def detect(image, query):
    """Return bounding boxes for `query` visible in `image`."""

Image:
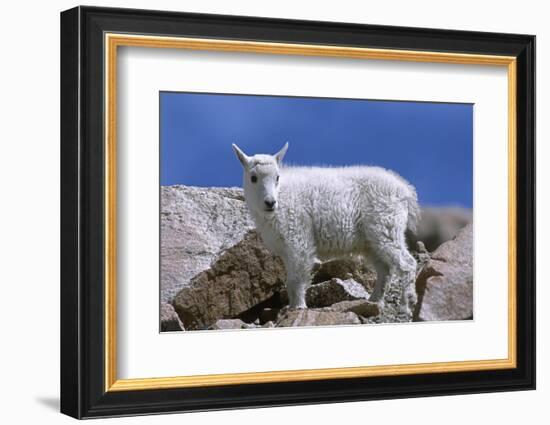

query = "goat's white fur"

[232,143,419,313]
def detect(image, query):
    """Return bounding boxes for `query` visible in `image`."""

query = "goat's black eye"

[251,175,257,183]
[276,175,280,183]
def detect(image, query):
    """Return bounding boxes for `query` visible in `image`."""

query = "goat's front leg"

[287,281,308,309]
[284,255,315,309]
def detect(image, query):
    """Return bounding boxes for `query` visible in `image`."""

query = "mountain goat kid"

[232,143,419,314]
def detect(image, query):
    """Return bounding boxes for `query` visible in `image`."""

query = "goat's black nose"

[265,200,276,209]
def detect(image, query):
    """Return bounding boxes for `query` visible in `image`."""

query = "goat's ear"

[274,142,289,165]
[232,143,250,168]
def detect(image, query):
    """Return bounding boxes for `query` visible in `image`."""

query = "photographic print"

[159,92,473,332]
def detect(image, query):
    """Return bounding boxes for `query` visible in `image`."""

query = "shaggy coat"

[232,143,419,312]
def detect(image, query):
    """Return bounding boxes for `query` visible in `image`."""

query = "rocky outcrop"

[160,303,185,332]
[416,207,472,252]
[276,309,362,327]
[414,224,473,321]
[172,230,286,330]
[161,186,255,303]
[161,185,474,330]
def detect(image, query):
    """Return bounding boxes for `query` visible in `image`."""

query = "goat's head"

[232,143,288,215]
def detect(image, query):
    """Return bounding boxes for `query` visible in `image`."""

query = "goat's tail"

[406,188,421,235]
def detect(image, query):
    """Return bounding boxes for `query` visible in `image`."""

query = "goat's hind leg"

[396,247,418,314]
[369,259,391,306]
[368,240,417,315]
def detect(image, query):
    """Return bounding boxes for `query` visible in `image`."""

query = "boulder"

[306,278,370,308]
[415,207,472,252]
[173,230,286,330]
[276,309,362,327]
[161,186,255,302]
[160,303,185,332]
[414,224,473,321]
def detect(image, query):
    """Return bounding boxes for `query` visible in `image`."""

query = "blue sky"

[160,92,473,207]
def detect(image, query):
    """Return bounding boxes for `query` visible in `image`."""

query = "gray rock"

[306,278,370,308]
[276,309,362,327]
[415,207,472,252]
[160,303,185,332]
[209,319,247,330]
[173,230,286,330]
[161,186,255,302]
[326,300,381,317]
[414,224,473,321]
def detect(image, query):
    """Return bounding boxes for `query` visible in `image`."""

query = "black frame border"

[60,6,535,419]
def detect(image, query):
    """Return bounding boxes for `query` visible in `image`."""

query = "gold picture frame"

[104,33,517,392]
